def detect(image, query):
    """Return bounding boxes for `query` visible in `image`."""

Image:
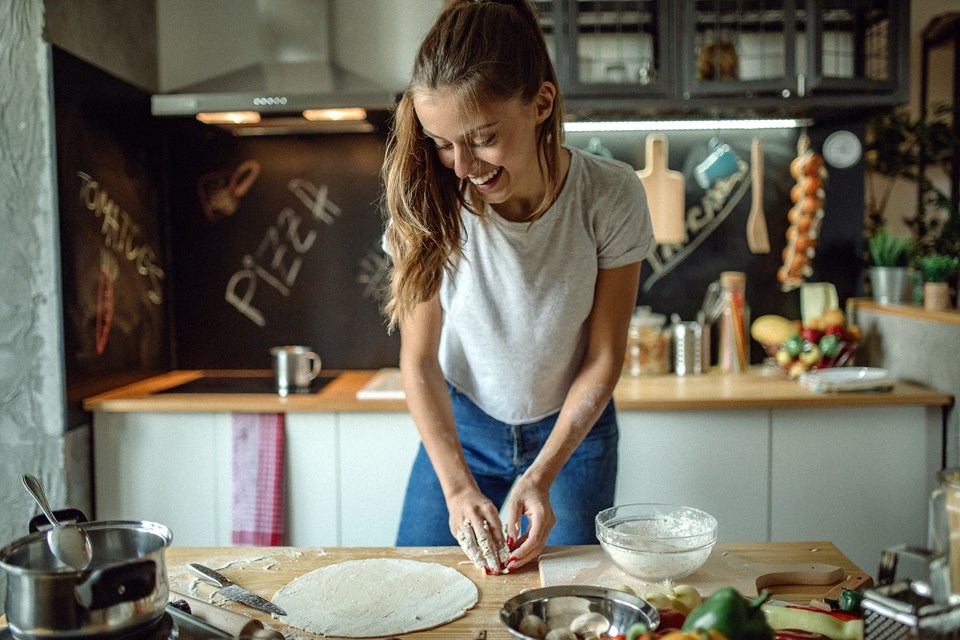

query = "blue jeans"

[396,384,619,546]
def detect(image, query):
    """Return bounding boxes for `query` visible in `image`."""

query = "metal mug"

[270,345,321,396]
[672,321,708,376]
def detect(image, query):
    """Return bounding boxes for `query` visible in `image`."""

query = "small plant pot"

[924,282,951,311]
[869,266,908,304]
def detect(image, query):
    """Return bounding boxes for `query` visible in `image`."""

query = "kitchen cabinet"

[91,397,942,571]
[616,410,770,542]
[535,0,909,116]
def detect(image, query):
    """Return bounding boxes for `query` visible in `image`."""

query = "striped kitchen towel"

[231,413,286,546]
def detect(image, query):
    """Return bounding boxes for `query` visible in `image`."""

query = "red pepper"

[657,608,688,631]
[776,629,830,640]
[784,606,861,621]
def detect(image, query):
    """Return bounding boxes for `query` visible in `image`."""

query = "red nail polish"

[483,566,490,575]
[507,536,515,547]
[508,556,517,564]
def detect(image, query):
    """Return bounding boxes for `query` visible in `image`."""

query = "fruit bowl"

[595,504,717,581]
[764,331,859,378]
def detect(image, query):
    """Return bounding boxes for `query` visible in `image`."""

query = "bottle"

[717,271,750,373]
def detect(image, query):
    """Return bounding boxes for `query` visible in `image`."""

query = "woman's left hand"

[501,474,556,570]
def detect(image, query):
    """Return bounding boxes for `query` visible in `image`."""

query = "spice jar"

[623,306,670,376]
[717,271,750,373]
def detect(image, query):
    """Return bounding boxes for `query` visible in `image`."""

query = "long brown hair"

[382,0,565,329]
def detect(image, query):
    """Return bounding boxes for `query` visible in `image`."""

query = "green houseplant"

[866,229,913,304]
[916,253,959,311]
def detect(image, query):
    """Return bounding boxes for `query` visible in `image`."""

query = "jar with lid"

[623,306,671,376]
[717,271,750,373]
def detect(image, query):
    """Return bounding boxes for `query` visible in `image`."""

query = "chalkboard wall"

[53,48,170,428]
[164,121,399,370]
[54,50,866,382]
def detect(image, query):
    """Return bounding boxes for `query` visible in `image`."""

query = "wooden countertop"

[83,367,952,414]
[849,297,960,326]
[157,542,866,640]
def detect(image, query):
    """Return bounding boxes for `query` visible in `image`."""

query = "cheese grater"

[863,545,960,640]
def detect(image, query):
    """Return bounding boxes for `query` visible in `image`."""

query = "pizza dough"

[272,558,478,637]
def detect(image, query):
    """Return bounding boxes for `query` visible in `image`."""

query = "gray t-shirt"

[439,146,655,424]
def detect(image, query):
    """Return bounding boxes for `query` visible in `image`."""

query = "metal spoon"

[21,474,92,571]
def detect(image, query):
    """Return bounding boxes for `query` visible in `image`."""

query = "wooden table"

[160,542,868,640]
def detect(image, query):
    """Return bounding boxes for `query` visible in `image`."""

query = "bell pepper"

[760,604,863,640]
[682,588,775,640]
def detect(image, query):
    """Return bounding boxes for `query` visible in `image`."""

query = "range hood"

[151,0,398,135]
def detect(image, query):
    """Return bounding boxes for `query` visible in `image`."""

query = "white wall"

[0,0,75,616]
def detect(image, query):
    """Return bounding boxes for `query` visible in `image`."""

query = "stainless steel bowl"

[500,585,659,640]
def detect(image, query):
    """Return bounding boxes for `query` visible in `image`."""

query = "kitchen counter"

[158,542,865,640]
[83,367,953,413]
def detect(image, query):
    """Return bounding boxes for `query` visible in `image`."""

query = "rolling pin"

[170,591,283,640]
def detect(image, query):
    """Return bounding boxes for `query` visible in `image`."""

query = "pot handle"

[28,508,88,533]
[75,560,158,611]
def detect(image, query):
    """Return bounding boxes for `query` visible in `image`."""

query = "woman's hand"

[501,474,556,571]
[447,490,511,574]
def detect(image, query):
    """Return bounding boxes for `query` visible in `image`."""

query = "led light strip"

[564,119,812,132]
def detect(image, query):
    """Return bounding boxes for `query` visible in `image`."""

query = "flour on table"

[273,558,478,638]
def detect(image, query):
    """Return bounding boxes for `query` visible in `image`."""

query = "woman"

[382,0,654,574]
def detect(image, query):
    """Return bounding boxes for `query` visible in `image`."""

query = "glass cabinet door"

[540,0,675,98]
[682,0,907,100]
[684,0,801,98]
[805,0,908,96]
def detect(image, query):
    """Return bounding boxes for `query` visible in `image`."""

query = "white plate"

[356,368,405,400]
[799,367,893,393]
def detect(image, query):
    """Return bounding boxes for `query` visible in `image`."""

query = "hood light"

[302,107,368,122]
[564,118,812,132]
[196,111,261,125]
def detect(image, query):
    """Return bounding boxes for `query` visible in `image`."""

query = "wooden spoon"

[746,136,771,254]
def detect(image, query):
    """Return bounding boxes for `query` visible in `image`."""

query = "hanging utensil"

[746,136,770,254]
[21,474,92,571]
[636,134,686,245]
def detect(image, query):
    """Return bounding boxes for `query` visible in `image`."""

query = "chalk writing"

[77,171,165,305]
[95,249,117,354]
[226,180,342,326]
[642,161,750,292]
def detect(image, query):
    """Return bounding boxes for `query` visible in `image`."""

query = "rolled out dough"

[272,558,479,638]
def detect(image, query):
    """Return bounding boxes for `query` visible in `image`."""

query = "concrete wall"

[0,0,71,615]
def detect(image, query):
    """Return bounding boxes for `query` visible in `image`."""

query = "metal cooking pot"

[0,511,172,638]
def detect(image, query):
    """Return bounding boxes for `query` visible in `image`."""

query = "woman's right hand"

[447,489,511,575]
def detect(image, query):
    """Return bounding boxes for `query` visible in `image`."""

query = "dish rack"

[864,545,960,640]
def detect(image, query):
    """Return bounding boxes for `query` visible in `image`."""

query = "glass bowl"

[500,585,660,640]
[595,504,718,581]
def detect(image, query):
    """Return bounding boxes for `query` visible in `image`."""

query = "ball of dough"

[518,613,549,639]
[545,629,578,640]
[569,611,610,639]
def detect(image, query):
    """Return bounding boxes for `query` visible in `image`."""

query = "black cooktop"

[0,607,231,640]
[156,374,338,395]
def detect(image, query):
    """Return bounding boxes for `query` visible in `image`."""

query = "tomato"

[818,333,841,358]
[775,629,830,640]
[784,335,805,357]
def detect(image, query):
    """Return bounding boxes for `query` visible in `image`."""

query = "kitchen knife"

[188,563,287,617]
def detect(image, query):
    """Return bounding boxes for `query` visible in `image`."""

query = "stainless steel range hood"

[151,0,398,134]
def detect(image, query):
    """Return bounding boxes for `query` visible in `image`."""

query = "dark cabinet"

[535,0,909,117]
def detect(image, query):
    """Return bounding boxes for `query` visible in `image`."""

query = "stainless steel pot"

[0,517,172,638]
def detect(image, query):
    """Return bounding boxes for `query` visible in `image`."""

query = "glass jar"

[624,306,670,376]
[717,271,750,373]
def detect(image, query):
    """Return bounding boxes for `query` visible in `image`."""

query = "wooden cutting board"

[539,545,872,598]
[636,134,685,244]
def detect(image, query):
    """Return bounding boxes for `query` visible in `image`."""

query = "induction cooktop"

[156,374,338,395]
[0,606,231,640]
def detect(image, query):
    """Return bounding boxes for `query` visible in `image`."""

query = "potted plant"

[866,228,913,304]
[916,252,959,311]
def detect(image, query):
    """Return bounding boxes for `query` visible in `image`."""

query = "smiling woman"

[381,0,655,576]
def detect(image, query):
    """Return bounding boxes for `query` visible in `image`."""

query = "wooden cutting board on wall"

[539,544,872,598]
[636,134,686,245]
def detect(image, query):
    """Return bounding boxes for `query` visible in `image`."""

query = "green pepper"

[681,587,775,640]
[838,589,863,613]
